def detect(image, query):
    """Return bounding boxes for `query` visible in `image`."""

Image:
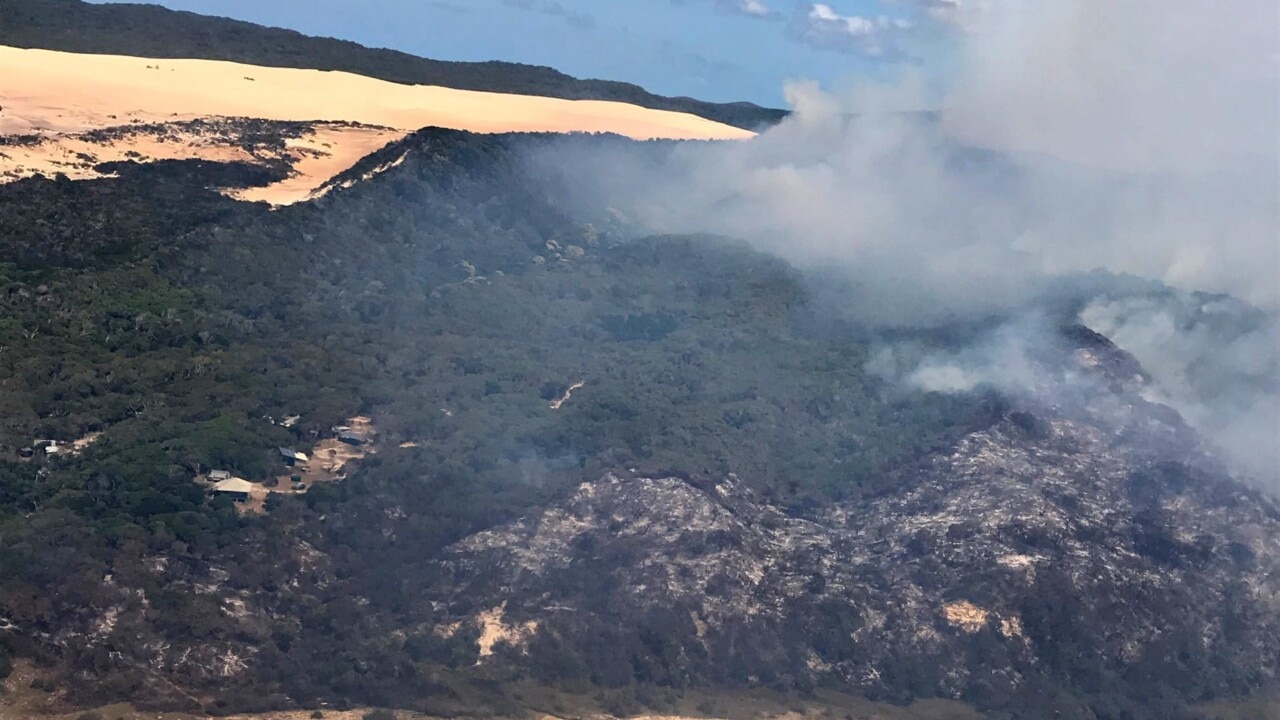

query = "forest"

[0,128,1260,720]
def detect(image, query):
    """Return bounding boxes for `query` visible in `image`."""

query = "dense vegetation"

[0,129,1265,719]
[0,129,983,508]
[0,0,788,131]
[0,128,986,708]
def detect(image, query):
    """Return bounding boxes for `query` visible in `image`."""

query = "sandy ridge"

[0,46,752,204]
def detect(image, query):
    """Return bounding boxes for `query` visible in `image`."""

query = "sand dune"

[0,117,408,204]
[0,46,753,203]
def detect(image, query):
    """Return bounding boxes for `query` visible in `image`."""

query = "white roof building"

[213,477,255,494]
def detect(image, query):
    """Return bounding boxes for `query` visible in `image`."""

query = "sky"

[85,0,964,107]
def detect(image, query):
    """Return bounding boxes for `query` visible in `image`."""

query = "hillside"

[0,0,787,131]
[0,4,1276,718]
[0,126,1273,719]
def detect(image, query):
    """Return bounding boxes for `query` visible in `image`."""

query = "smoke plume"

[534,0,1279,482]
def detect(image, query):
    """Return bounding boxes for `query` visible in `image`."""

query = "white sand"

[0,46,752,203]
[0,118,408,204]
[235,126,408,204]
[0,46,753,140]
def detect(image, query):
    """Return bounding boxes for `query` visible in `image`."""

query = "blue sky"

[85,0,960,107]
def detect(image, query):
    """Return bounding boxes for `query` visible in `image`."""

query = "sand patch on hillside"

[0,116,405,204]
[549,381,585,410]
[476,604,539,659]
[235,126,410,204]
[942,601,989,633]
[0,46,752,204]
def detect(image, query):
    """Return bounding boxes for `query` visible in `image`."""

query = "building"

[208,470,232,482]
[212,477,254,503]
[338,431,366,446]
[279,447,308,466]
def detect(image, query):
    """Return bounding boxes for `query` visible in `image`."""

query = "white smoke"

[1080,295,1279,480]
[537,0,1279,482]
[943,0,1280,309]
[904,320,1042,395]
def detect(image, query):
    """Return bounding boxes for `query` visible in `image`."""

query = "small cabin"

[338,431,366,446]
[208,470,232,482]
[212,477,254,503]
[278,447,308,466]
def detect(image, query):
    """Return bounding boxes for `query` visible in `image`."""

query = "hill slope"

[0,128,1274,719]
[0,0,788,131]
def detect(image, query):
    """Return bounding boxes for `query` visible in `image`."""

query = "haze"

[535,0,1280,483]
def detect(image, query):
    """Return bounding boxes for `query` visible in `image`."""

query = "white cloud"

[896,0,966,24]
[735,0,773,17]
[665,0,783,20]
[790,3,914,58]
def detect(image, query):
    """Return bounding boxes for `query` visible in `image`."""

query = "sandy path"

[549,381,586,410]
